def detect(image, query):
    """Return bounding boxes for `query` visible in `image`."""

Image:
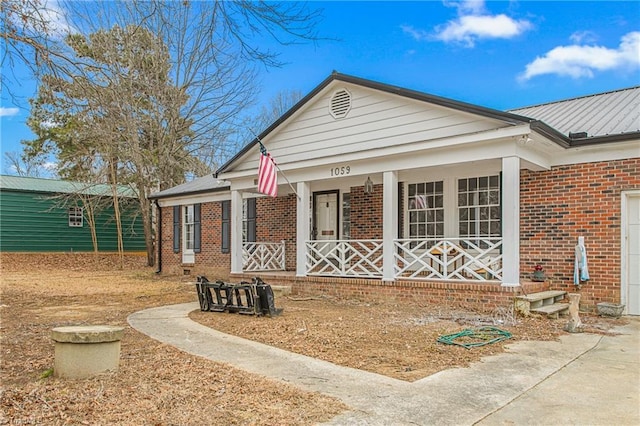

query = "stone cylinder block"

[51,325,125,379]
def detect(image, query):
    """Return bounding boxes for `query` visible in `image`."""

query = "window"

[184,205,195,251]
[342,193,351,239]
[408,181,444,239]
[458,175,501,239]
[68,207,83,227]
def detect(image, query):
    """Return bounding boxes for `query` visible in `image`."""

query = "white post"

[501,156,520,286]
[383,171,398,282]
[296,181,310,277]
[230,190,243,274]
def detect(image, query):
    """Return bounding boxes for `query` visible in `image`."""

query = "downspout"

[154,199,162,274]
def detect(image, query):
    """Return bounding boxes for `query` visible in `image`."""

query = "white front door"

[623,193,640,315]
[313,191,339,255]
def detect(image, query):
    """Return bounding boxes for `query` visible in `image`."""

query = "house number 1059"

[330,166,351,176]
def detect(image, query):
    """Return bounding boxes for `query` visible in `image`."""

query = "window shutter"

[221,201,230,253]
[397,181,404,239]
[173,206,180,253]
[247,198,257,243]
[194,203,201,253]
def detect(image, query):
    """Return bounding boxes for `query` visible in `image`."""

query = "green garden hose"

[437,326,512,349]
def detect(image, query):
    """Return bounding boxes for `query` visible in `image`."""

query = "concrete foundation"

[51,325,124,379]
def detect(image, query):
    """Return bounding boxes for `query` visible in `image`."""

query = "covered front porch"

[231,156,526,287]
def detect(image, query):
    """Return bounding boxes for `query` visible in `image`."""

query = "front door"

[313,191,339,255]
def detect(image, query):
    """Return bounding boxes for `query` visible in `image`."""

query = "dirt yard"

[1,253,626,424]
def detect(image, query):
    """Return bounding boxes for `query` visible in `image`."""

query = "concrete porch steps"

[515,290,569,319]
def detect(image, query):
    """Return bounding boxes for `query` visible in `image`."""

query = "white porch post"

[296,181,310,277]
[502,156,520,286]
[383,171,398,282]
[230,189,243,274]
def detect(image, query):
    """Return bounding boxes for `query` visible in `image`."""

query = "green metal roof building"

[0,175,146,252]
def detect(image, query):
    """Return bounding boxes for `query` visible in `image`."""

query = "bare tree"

[3,150,56,177]
[20,1,323,265]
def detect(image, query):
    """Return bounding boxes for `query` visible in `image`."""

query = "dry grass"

[1,253,625,424]
[0,253,345,425]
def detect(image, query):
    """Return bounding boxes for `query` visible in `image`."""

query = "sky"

[1,0,639,175]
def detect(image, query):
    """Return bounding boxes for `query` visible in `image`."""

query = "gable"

[225,80,517,175]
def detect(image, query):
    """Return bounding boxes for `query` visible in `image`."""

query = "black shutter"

[173,206,180,253]
[247,198,257,243]
[194,203,201,253]
[221,201,230,253]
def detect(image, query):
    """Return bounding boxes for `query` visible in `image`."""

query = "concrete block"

[51,325,124,379]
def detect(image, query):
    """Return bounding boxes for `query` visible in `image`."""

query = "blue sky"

[1,0,639,175]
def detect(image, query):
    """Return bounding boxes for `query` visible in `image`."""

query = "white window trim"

[403,173,501,239]
[68,207,83,228]
[182,205,195,264]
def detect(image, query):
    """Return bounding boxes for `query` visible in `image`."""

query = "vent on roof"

[569,131,588,139]
[330,89,352,119]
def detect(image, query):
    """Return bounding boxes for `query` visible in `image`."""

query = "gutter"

[154,199,162,274]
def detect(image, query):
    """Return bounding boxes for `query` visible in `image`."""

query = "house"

[149,72,640,314]
[0,175,146,252]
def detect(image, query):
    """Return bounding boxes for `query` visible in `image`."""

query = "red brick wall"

[520,158,639,310]
[256,195,297,269]
[350,184,383,239]
[158,202,230,277]
[231,272,548,313]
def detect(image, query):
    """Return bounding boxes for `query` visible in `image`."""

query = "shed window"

[68,207,83,227]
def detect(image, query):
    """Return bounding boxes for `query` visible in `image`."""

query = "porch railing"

[394,238,503,281]
[243,240,286,271]
[306,240,383,277]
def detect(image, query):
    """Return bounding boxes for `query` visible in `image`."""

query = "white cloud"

[570,31,598,44]
[436,14,532,47]
[443,0,486,16]
[0,107,20,117]
[401,25,430,41]
[405,0,533,47]
[520,31,640,80]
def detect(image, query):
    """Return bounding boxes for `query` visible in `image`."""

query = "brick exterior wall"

[159,158,638,312]
[256,194,297,270]
[158,202,230,277]
[520,158,640,311]
[349,184,383,239]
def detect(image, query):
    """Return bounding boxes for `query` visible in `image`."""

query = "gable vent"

[330,89,352,119]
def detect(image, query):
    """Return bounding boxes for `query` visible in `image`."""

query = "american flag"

[414,195,427,209]
[258,152,278,197]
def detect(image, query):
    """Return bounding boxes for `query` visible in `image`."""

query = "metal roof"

[0,175,139,198]
[509,86,640,138]
[148,174,229,199]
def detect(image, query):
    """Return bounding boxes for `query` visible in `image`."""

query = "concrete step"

[515,290,567,316]
[530,303,570,319]
[516,290,567,303]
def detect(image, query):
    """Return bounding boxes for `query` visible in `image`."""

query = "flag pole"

[252,131,301,200]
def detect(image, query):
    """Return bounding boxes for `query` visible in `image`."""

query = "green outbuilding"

[0,175,146,252]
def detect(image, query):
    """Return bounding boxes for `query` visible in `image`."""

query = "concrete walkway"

[128,303,639,425]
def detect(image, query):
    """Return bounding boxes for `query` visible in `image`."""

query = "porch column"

[296,181,310,277]
[230,189,243,274]
[383,171,398,282]
[502,156,520,286]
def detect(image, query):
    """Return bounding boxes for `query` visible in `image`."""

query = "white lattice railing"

[394,238,503,281]
[306,240,383,277]
[243,241,286,271]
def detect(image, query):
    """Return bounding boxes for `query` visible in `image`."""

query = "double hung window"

[458,175,501,240]
[406,175,500,240]
[408,181,444,239]
[184,205,195,251]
